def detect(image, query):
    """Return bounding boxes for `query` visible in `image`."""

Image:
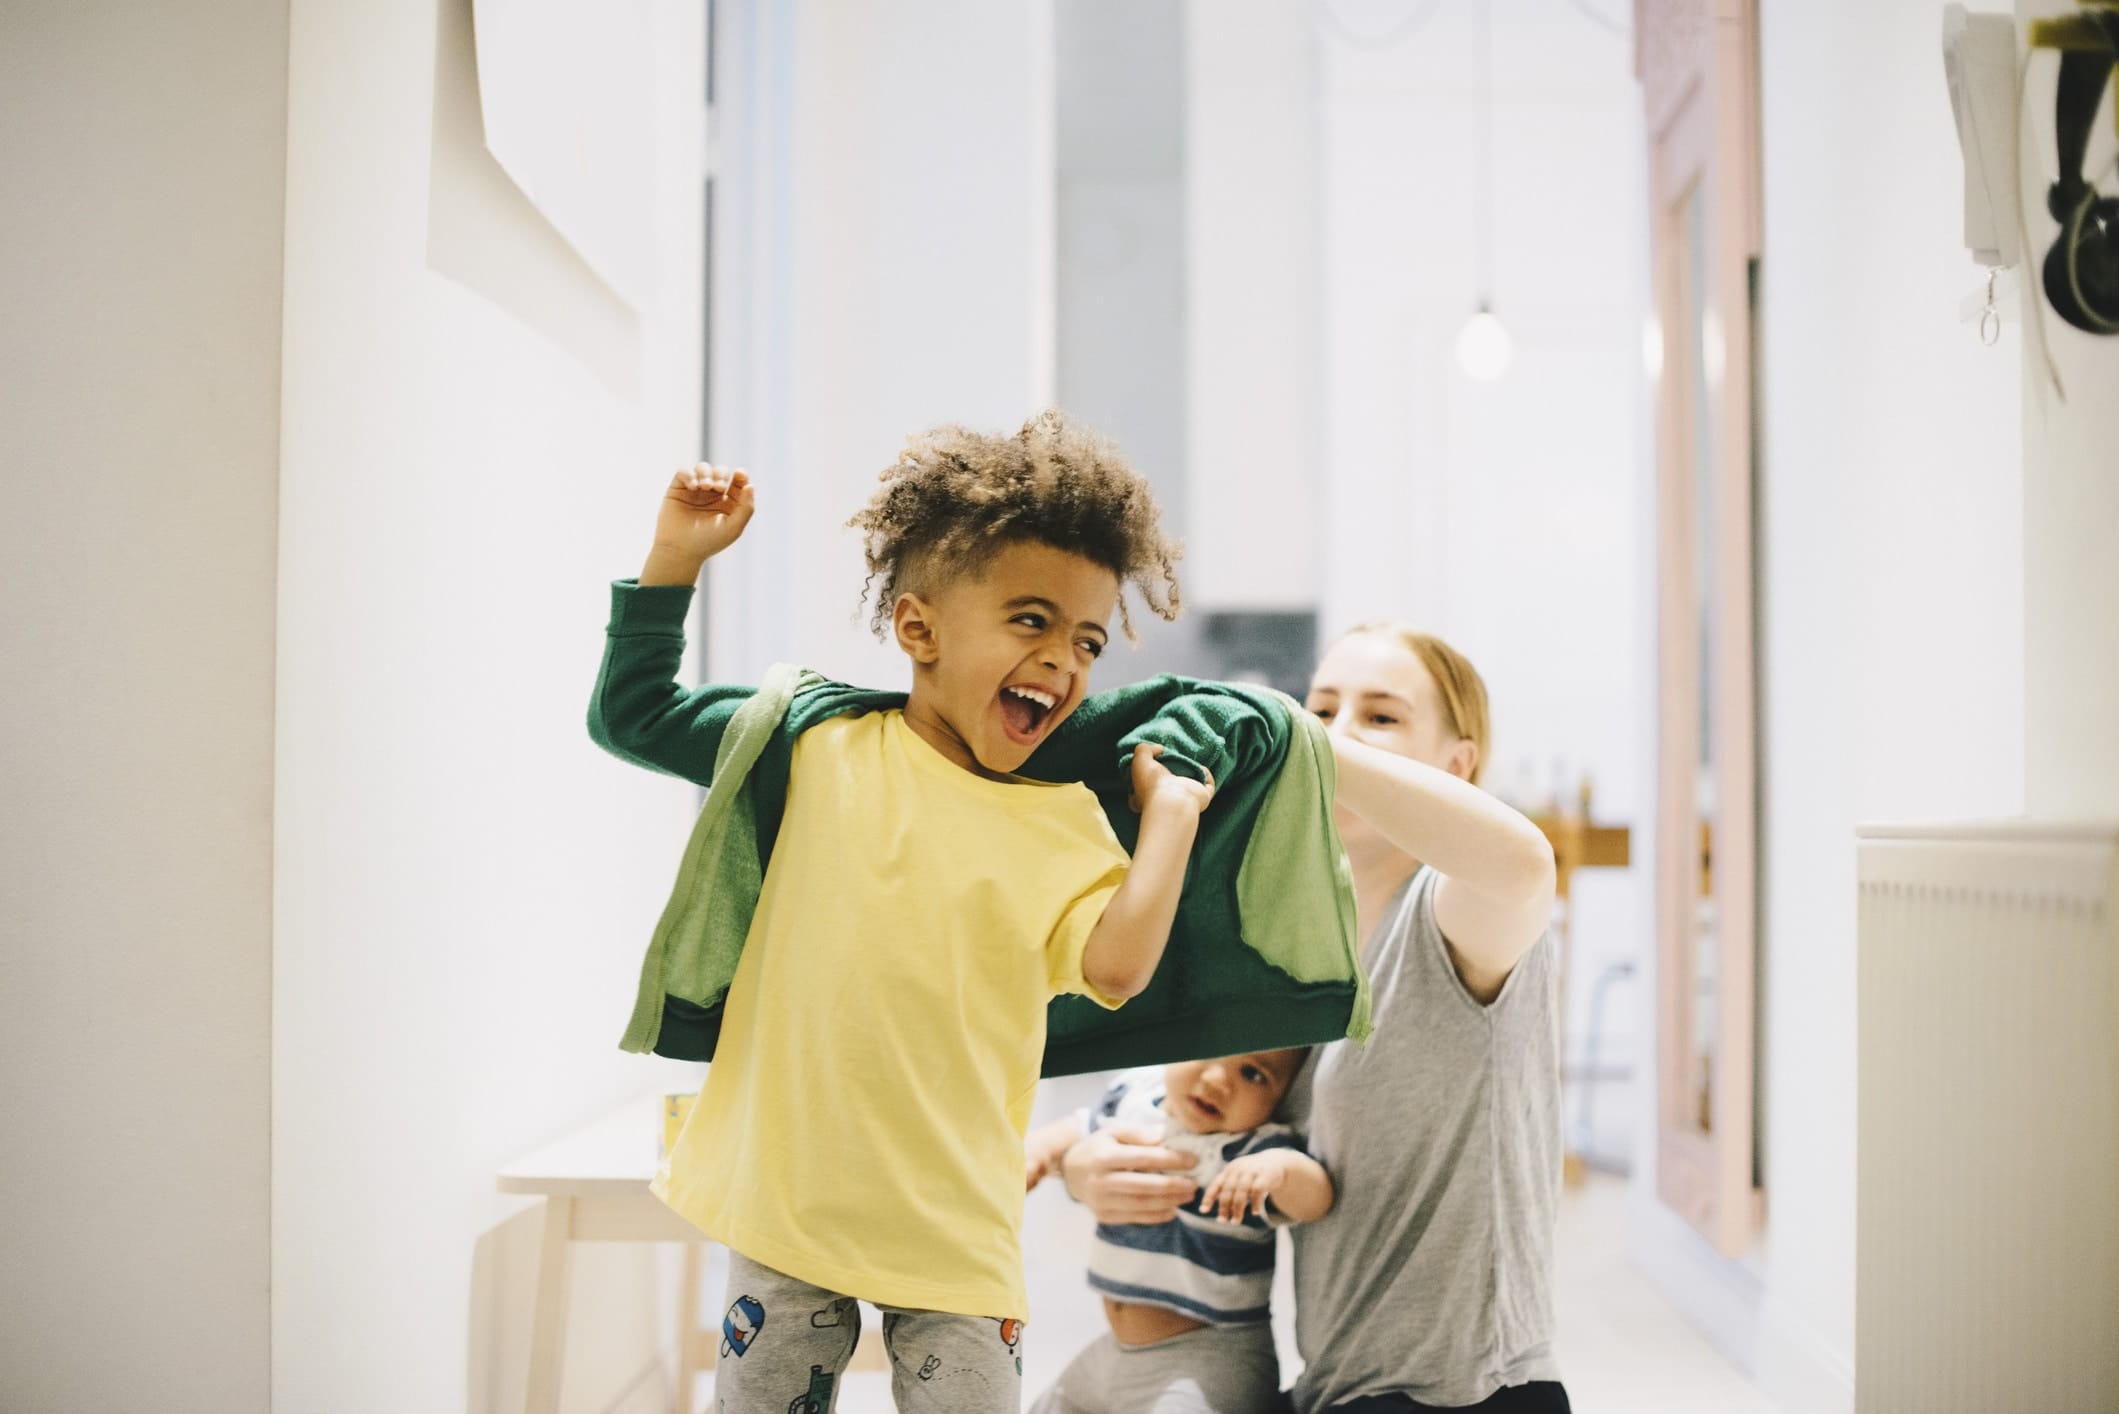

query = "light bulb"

[1456,306,1513,381]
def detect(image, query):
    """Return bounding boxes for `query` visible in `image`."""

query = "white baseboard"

[1626,1185,1766,1370]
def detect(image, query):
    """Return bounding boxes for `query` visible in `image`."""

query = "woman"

[1060,625,1567,1412]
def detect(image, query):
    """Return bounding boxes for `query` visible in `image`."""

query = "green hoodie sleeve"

[1114,684,1281,787]
[588,579,755,786]
[1031,675,1280,788]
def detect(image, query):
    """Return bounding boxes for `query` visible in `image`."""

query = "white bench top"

[496,1093,670,1200]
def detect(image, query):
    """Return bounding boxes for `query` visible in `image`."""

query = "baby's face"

[1163,1050,1301,1134]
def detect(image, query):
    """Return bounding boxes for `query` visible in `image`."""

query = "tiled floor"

[730,1076,1778,1413]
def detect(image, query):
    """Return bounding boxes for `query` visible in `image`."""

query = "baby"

[1024,1051,1334,1414]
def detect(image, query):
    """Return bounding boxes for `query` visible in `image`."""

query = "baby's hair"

[848,409,1183,639]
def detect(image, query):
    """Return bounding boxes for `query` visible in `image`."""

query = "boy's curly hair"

[849,409,1183,639]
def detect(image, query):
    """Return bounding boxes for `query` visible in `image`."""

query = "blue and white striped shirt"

[1082,1070,1311,1327]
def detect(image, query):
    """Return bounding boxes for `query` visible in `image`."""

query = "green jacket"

[589,581,1370,1077]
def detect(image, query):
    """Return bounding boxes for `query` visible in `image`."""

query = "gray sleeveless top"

[1281,866,1561,1409]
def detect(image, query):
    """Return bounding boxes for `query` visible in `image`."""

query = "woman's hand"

[1060,1123,1200,1224]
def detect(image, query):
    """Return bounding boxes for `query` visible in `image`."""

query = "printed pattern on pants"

[714,1248,1024,1414]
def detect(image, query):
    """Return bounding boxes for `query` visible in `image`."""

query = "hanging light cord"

[1475,0,1495,302]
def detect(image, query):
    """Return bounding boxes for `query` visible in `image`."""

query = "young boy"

[593,412,1207,1414]
[1022,1052,1334,1414]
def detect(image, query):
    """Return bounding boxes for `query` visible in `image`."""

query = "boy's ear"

[893,592,942,665]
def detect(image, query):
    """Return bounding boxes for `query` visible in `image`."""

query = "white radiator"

[1856,823,2119,1413]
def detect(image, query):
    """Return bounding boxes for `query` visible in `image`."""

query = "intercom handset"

[1944,5,2023,269]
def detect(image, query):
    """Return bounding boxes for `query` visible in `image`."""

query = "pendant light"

[1455,0,1512,380]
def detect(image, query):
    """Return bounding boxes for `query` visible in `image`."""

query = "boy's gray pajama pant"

[1026,1323,1280,1414]
[714,1248,1026,1414]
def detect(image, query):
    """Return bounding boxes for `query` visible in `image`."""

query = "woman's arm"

[1330,735,1556,1002]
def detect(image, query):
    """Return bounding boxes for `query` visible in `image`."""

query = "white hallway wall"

[1,4,285,1409]
[1630,3,2028,1411]
[274,1,706,1411]
[1186,0,1324,614]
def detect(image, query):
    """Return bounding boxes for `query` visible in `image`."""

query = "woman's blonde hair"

[1337,623,1492,785]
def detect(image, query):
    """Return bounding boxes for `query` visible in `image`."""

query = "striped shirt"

[1082,1070,1310,1326]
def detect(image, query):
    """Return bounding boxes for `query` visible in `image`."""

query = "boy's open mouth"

[999,684,1059,744]
[1186,1094,1223,1124]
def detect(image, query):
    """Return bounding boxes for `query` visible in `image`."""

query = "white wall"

[2018,0,2119,818]
[1056,0,1186,532]
[1185,0,1323,612]
[707,0,1058,690]
[0,4,285,1409]
[1051,0,1228,691]
[1316,0,1653,1167]
[1629,3,2027,1410]
[273,1,705,1410]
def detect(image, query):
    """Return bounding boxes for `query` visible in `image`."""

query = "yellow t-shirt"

[656,709,1129,1318]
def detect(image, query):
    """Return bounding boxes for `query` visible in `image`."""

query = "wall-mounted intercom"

[1943,5,2022,269]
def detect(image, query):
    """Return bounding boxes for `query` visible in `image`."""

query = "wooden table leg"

[525,1196,575,1414]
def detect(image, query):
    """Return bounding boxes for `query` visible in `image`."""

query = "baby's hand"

[654,463,755,563]
[1201,1151,1288,1224]
[1128,743,1214,817]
